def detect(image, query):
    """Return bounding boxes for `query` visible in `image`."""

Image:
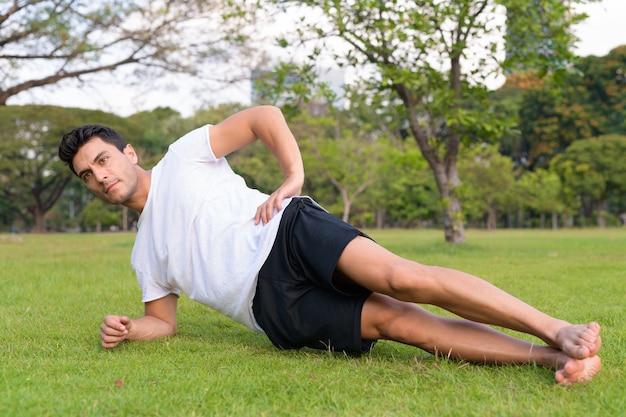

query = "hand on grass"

[100,315,131,349]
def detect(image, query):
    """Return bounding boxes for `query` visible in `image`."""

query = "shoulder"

[168,125,216,162]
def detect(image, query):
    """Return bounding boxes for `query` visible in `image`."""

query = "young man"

[59,105,601,385]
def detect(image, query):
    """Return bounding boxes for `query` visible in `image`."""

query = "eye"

[81,172,92,182]
[99,156,109,164]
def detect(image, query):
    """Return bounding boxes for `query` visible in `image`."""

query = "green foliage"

[489,81,525,163]
[0,105,142,231]
[574,45,626,135]
[0,0,258,104]
[259,0,597,243]
[1,230,623,415]
[127,107,187,168]
[517,169,568,225]
[500,0,594,78]
[551,135,626,226]
[81,198,123,232]
[372,146,439,228]
[296,113,383,221]
[457,144,517,229]
[516,45,626,170]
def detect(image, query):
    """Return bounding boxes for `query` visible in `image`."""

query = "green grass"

[1,229,624,416]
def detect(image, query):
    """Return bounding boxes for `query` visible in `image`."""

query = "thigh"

[335,235,425,297]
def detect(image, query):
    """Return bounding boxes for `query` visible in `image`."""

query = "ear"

[123,144,139,164]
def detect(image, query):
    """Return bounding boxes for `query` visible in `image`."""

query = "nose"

[92,167,109,183]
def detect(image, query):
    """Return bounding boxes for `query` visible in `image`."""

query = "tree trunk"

[122,206,127,231]
[432,169,465,243]
[402,109,465,243]
[376,206,384,229]
[342,200,351,223]
[596,200,606,228]
[551,212,558,230]
[442,195,465,243]
[33,206,46,233]
[339,188,351,223]
[486,207,497,230]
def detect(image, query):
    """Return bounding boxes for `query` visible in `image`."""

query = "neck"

[124,167,152,213]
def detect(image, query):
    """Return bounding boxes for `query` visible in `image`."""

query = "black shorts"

[252,197,377,353]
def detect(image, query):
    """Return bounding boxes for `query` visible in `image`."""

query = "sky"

[11,0,626,117]
[573,0,626,57]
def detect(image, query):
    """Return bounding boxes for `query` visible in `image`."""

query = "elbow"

[161,319,177,337]
[259,105,285,119]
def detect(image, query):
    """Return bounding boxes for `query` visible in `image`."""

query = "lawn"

[1,228,624,416]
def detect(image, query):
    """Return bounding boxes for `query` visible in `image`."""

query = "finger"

[101,319,128,335]
[274,197,283,213]
[101,338,121,349]
[254,206,263,225]
[112,317,127,332]
[101,325,127,338]
[263,202,275,224]
[103,315,122,328]
[100,332,123,348]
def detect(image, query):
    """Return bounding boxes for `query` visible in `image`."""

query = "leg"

[362,293,601,385]
[335,237,601,359]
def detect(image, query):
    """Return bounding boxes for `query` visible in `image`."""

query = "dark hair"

[59,125,128,176]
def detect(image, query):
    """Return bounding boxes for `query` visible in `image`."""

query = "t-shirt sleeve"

[167,124,217,162]
[135,268,181,303]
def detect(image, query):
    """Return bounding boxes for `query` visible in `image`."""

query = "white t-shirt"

[131,125,290,333]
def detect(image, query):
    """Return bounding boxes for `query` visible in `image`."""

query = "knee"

[383,262,440,302]
[374,300,431,346]
[363,294,409,340]
[376,304,412,341]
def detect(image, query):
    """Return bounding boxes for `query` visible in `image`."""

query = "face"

[72,137,140,205]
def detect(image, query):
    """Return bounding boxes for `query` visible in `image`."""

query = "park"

[1,229,624,415]
[1,0,625,416]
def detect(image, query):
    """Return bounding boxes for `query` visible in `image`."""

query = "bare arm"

[100,293,178,349]
[209,105,305,224]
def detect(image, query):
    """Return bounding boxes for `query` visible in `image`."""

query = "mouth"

[104,181,119,194]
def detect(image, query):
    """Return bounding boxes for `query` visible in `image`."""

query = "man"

[59,105,601,386]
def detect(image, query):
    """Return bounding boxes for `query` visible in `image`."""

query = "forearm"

[126,314,177,341]
[249,106,305,182]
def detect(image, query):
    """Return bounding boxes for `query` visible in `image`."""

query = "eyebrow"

[77,150,108,179]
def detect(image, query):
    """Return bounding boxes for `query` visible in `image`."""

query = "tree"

[0,105,142,232]
[517,169,566,229]
[297,114,383,222]
[263,0,595,243]
[127,107,186,168]
[516,45,626,170]
[0,0,261,106]
[572,45,626,136]
[373,145,439,228]
[81,197,122,232]
[457,144,517,230]
[551,135,626,227]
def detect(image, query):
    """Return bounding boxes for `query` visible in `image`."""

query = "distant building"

[251,67,345,112]
[505,0,572,74]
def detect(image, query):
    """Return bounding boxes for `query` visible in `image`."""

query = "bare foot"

[554,322,602,359]
[554,355,601,386]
